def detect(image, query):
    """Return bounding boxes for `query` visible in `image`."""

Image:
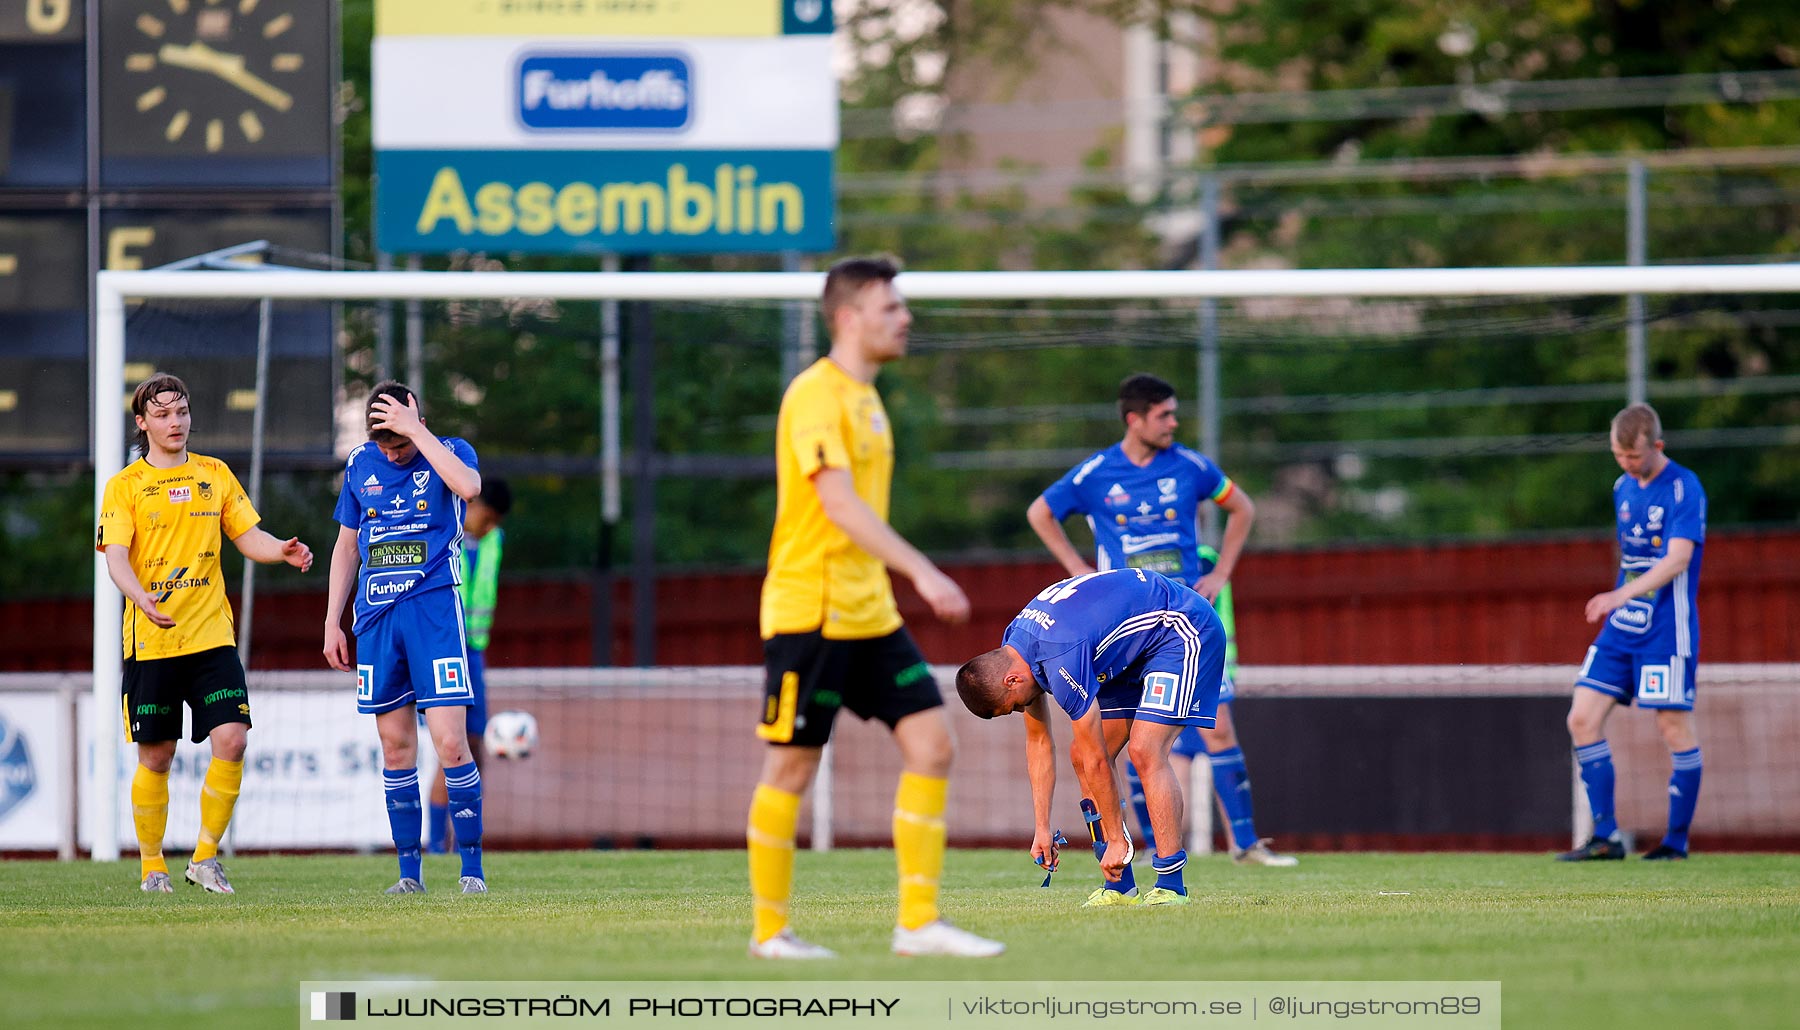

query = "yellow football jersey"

[96,455,259,660]
[759,358,903,640]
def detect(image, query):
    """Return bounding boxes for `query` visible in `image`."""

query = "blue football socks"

[1209,747,1260,851]
[443,761,484,879]
[1152,849,1188,895]
[1663,748,1703,852]
[1575,741,1619,840]
[383,767,424,883]
[427,801,451,853]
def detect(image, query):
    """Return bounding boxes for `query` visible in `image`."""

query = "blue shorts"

[355,588,473,715]
[1576,645,1697,711]
[1169,675,1233,758]
[1095,610,1226,728]
[416,647,489,736]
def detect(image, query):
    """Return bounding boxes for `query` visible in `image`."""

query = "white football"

[484,710,539,759]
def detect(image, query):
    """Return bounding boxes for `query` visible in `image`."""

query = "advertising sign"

[79,690,391,852]
[373,0,835,254]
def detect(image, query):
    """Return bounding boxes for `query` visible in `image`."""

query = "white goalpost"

[88,261,1800,861]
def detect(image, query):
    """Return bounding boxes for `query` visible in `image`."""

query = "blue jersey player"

[955,569,1227,907]
[1027,373,1295,866]
[323,381,488,893]
[1561,403,1707,862]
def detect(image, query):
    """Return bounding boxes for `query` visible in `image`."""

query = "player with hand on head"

[97,372,314,894]
[1561,403,1707,862]
[748,255,1003,960]
[1027,372,1294,866]
[956,568,1230,908]
[323,381,488,894]
[427,477,511,855]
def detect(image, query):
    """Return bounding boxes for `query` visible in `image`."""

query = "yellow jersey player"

[748,256,1003,960]
[97,373,313,893]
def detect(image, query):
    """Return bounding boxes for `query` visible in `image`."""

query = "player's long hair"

[130,372,189,456]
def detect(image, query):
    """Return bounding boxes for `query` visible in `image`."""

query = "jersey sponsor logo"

[140,484,160,496]
[433,656,472,697]
[1126,550,1182,575]
[383,494,409,517]
[1119,532,1181,555]
[369,521,430,542]
[357,665,374,702]
[1104,483,1130,507]
[1618,501,1631,521]
[1056,665,1088,701]
[187,510,220,518]
[517,52,692,131]
[362,471,384,496]
[148,567,210,602]
[166,486,191,504]
[365,571,425,606]
[1070,452,1107,486]
[368,541,427,569]
[1608,598,1654,634]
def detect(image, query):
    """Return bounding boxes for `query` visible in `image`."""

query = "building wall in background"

[10,528,1796,671]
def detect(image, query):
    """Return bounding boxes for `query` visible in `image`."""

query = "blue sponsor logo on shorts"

[433,657,472,698]
[517,53,692,131]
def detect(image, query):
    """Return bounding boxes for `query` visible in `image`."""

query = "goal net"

[78,263,1800,859]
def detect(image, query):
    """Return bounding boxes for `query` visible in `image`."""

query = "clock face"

[99,0,332,186]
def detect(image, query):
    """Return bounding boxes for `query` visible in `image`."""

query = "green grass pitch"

[4,850,1797,1029]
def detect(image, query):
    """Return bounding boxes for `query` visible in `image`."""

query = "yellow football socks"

[191,757,243,863]
[131,764,170,879]
[747,783,801,944]
[893,771,948,931]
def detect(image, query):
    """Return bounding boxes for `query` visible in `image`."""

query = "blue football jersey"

[1002,568,1221,721]
[1041,443,1234,587]
[1593,459,1705,657]
[333,438,479,634]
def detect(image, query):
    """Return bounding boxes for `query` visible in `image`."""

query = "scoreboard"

[0,0,338,461]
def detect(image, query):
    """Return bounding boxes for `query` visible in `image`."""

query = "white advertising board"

[78,690,391,852]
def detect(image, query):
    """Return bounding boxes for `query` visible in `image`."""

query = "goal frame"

[89,261,1800,860]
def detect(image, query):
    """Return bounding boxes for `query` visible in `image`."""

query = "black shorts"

[758,628,943,747]
[123,645,252,745]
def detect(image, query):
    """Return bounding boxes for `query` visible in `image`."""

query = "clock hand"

[216,62,293,112]
[154,41,293,112]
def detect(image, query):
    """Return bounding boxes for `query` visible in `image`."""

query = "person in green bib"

[428,478,511,854]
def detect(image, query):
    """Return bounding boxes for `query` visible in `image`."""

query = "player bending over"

[956,568,1227,907]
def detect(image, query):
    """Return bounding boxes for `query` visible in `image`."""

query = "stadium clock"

[98,0,332,187]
